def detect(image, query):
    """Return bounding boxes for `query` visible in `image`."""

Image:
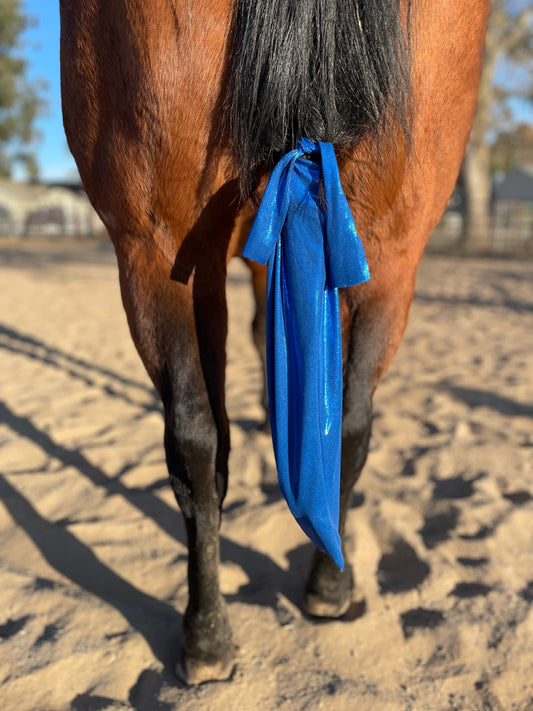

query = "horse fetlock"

[183,604,233,654]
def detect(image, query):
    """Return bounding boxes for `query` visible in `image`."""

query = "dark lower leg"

[180,513,233,675]
[304,407,372,617]
[304,310,374,617]
[165,399,234,682]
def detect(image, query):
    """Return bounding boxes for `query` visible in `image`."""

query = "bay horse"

[60,0,489,685]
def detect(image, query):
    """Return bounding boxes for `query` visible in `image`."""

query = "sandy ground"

[0,237,532,711]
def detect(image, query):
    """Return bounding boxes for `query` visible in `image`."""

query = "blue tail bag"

[242,138,370,569]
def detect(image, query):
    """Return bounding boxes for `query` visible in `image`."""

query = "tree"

[491,123,533,173]
[0,0,44,180]
[460,0,533,249]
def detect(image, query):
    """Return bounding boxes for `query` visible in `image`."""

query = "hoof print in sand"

[400,607,445,639]
[460,525,493,541]
[432,474,477,500]
[33,622,62,647]
[449,582,493,599]
[377,539,430,594]
[29,577,61,592]
[457,557,489,568]
[502,490,532,506]
[419,506,460,549]
[519,582,533,604]
[0,615,32,640]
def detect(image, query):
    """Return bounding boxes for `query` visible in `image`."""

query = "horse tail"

[227,0,412,198]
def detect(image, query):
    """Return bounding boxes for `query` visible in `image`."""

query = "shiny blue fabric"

[243,138,370,569]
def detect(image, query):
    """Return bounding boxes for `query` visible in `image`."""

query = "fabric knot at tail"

[243,139,370,570]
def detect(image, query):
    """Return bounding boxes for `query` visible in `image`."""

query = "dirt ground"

[0,238,532,711]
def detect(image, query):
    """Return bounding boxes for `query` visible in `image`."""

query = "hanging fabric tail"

[243,139,370,570]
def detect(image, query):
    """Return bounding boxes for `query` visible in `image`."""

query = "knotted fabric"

[243,138,370,569]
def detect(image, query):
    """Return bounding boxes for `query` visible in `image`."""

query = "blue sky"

[18,0,78,181]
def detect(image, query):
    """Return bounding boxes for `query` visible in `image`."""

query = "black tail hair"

[227,0,412,198]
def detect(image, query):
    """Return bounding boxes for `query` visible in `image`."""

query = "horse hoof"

[304,590,366,620]
[176,651,236,685]
[304,592,352,619]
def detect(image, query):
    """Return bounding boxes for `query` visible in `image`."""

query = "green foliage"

[0,0,45,179]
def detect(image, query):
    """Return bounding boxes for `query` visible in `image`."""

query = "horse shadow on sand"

[0,399,310,666]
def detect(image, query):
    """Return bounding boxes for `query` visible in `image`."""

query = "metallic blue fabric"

[243,139,370,569]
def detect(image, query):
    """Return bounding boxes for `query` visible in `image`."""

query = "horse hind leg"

[113,234,235,684]
[304,274,416,618]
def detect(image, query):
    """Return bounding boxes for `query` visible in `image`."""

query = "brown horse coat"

[60,0,489,683]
